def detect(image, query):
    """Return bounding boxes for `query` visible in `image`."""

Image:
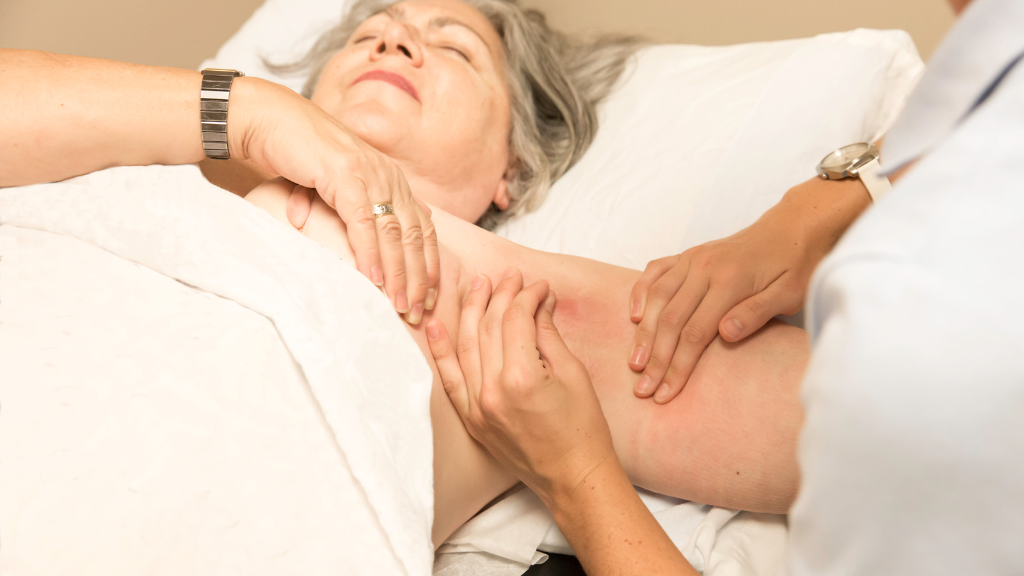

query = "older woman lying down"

[225,0,807,545]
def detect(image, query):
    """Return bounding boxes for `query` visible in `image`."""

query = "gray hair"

[270,0,642,229]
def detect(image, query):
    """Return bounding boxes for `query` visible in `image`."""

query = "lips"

[352,70,420,102]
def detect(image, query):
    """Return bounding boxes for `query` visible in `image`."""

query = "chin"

[333,102,410,155]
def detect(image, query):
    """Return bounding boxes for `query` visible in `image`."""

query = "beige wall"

[0,0,954,70]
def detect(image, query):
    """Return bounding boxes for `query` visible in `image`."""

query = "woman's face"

[312,0,512,222]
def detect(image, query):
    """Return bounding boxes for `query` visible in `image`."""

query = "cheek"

[310,50,361,108]
[425,70,509,151]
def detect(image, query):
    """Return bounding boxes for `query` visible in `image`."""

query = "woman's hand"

[629,177,871,403]
[231,77,440,320]
[425,269,616,501]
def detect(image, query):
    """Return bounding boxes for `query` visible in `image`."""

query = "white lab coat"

[784,0,1024,574]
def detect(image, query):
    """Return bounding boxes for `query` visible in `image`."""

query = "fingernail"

[425,321,439,341]
[407,303,424,325]
[425,288,437,311]
[544,291,556,313]
[654,383,672,403]
[502,266,517,279]
[631,300,641,319]
[472,274,485,290]
[635,374,655,396]
[396,290,409,313]
[630,345,648,368]
[723,318,743,340]
[371,266,384,287]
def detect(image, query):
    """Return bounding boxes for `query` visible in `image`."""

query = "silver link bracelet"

[199,68,244,160]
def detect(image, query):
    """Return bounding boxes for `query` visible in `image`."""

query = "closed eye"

[443,46,470,62]
[353,35,377,44]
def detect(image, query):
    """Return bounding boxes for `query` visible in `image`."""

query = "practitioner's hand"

[230,77,440,323]
[425,269,617,503]
[629,177,870,403]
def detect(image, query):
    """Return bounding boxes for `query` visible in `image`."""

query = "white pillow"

[496,31,924,269]
[203,1,923,270]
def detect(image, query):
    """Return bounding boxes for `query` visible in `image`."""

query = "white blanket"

[0,165,435,575]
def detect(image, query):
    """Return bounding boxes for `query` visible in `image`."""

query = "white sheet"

[0,165,435,575]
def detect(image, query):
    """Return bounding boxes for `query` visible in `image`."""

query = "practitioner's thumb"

[286,182,314,230]
[535,291,575,367]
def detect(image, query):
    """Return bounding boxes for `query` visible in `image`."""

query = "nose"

[370,20,424,67]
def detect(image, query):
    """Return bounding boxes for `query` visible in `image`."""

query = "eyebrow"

[382,5,489,48]
[428,16,489,48]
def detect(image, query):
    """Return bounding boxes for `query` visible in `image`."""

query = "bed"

[0,1,923,574]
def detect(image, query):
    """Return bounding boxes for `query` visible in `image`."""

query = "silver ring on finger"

[372,202,396,219]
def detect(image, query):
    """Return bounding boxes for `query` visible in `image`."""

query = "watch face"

[821,142,872,170]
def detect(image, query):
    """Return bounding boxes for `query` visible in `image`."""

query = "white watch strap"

[857,158,892,203]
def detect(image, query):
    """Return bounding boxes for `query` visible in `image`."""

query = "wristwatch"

[200,68,245,160]
[816,142,892,203]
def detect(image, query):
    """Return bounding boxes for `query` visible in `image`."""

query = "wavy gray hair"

[272,0,642,229]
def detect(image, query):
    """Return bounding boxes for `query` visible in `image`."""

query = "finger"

[286,181,314,230]
[425,319,472,422]
[479,268,524,382]
[629,260,690,373]
[634,274,710,397]
[719,280,800,342]
[371,193,409,314]
[328,177,385,289]
[501,280,550,369]
[534,290,574,366]
[653,291,739,404]
[630,255,679,322]
[419,200,441,312]
[457,273,493,406]
[391,173,430,324]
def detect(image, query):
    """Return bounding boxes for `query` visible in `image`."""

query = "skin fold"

[246,179,808,546]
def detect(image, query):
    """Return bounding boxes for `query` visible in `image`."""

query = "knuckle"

[650,281,678,303]
[378,219,403,244]
[439,374,460,396]
[634,324,656,346]
[401,222,424,247]
[478,388,502,419]
[694,252,717,272]
[349,204,377,228]
[658,307,688,331]
[744,296,771,320]
[421,219,438,245]
[481,314,503,337]
[455,338,478,359]
[680,323,707,346]
[502,304,528,325]
[501,366,526,390]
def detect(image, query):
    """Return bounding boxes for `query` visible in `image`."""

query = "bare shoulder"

[245,178,357,265]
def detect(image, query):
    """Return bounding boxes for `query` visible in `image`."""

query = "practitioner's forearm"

[0,49,207,186]
[546,458,698,576]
